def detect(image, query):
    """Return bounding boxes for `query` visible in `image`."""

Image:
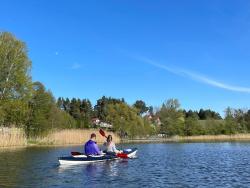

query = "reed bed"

[123,134,250,143]
[33,129,120,145]
[178,134,250,142]
[0,127,27,147]
[2,127,250,147]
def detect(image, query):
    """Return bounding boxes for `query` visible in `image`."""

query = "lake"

[0,143,250,187]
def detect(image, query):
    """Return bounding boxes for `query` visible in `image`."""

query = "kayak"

[58,154,118,165]
[120,148,137,158]
[58,148,137,165]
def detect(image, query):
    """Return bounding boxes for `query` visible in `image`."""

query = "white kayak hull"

[59,157,118,165]
[127,150,137,158]
[58,148,137,165]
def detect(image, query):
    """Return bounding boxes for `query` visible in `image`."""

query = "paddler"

[103,135,122,154]
[84,133,101,155]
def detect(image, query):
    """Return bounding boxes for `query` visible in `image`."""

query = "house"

[92,118,101,125]
[91,118,113,128]
[99,122,113,128]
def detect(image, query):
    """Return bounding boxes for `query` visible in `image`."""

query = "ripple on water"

[0,143,250,187]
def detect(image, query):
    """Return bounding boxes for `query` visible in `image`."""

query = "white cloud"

[136,56,250,94]
[71,62,81,70]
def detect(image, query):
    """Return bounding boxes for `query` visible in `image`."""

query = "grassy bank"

[123,134,250,143]
[0,128,120,147]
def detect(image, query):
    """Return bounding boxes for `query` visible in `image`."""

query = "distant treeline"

[155,99,250,136]
[1,31,250,138]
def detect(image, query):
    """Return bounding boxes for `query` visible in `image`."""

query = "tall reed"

[0,127,27,147]
[32,129,120,145]
[178,134,250,141]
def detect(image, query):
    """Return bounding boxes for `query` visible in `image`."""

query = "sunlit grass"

[178,134,250,141]
[0,128,120,147]
[28,129,120,146]
[0,128,27,147]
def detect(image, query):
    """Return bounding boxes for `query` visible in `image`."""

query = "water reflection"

[1,143,250,187]
[58,159,129,178]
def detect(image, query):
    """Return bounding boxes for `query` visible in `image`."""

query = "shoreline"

[0,128,120,148]
[1,133,250,149]
[122,134,250,143]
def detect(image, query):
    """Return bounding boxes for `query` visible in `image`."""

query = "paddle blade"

[116,153,129,159]
[99,129,106,137]
[71,151,82,156]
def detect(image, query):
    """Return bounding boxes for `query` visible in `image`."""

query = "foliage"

[198,109,222,120]
[133,100,149,115]
[105,103,152,138]
[56,97,93,128]
[26,82,55,137]
[25,82,77,137]
[94,96,124,121]
[183,109,222,120]
[0,32,32,127]
[157,99,185,136]
[0,32,32,101]
[184,115,202,136]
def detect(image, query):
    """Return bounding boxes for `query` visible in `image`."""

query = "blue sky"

[1,0,250,115]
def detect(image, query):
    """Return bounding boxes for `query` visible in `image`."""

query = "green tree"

[158,99,185,136]
[69,98,81,119]
[133,100,149,115]
[69,98,83,128]
[80,99,93,128]
[26,82,54,137]
[185,110,199,119]
[198,109,222,120]
[1,99,29,127]
[0,32,32,127]
[94,96,124,121]
[224,107,237,134]
[244,110,250,131]
[48,104,76,130]
[0,32,32,100]
[184,113,202,136]
[105,103,152,138]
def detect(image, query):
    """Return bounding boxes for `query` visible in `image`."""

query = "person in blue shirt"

[84,133,101,155]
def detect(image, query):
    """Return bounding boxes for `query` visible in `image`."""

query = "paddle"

[99,129,129,159]
[99,129,107,138]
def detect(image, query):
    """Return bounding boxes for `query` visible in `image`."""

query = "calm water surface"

[0,143,250,188]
